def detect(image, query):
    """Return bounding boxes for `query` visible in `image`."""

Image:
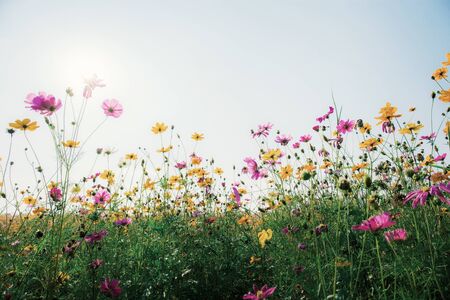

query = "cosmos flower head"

[384,229,407,243]
[25,92,62,116]
[102,99,123,118]
[275,134,292,146]
[336,119,355,134]
[114,218,132,226]
[100,278,122,298]
[83,74,105,99]
[243,284,276,300]
[252,123,273,138]
[243,157,267,180]
[352,212,395,232]
[9,119,39,132]
[316,106,334,123]
[94,189,111,205]
[84,229,108,245]
[50,187,62,202]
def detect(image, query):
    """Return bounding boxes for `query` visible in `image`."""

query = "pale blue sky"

[0,0,449,188]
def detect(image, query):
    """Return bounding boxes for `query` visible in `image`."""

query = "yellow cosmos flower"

[9,119,39,131]
[375,102,402,125]
[438,89,450,103]
[62,140,80,148]
[250,256,261,264]
[399,123,424,135]
[213,167,224,175]
[23,196,36,206]
[444,121,450,135]
[100,170,115,184]
[359,138,383,150]
[320,161,333,170]
[238,214,252,225]
[279,165,293,180]
[125,153,138,160]
[157,145,173,153]
[352,162,368,172]
[261,149,282,162]
[359,122,372,134]
[32,207,46,216]
[442,52,450,66]
[151,122,168,134]
[258,229,273,248]
[432,67,448,80]
[191,132,204,141]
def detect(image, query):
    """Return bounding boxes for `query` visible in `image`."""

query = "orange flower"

[432,67,447,80]
[438,89,450,103]
[9,119,39,131]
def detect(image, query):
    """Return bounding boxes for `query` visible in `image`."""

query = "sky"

[0,0,449,194]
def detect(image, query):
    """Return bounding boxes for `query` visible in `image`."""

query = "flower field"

[1,53,450,299]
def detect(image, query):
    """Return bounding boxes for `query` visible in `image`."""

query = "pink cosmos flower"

[83,74,105,99]
[403,184,450,208]
[232,186,241,207]
[244,157,267,180]
[316,106,334,123]
[50,187,62,202]
[114,218,132,226]
[382,121,395,133]
[102,99,123,118]
[243,284,276,300]
[312,125,320,132]
[336,119,355,134]
[292,142,300,149]
[175,161,187,169]
[252,123,273,138]
[94,189,111,205]
[299,134,312,143]
[100,278,122,298]
[275,134,292,146]
[420,132,437,141]
[85,229,108,245]
[434,153,446,162]
[384,228,407,243]
[352,212,396,232]
[25,92,62,116]
[90,259,103,269]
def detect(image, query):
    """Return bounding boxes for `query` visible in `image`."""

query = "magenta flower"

[382,121,395,133]
[252,123,273,138]
[50,187,62,202]
[316,106,334,123]
[94,189,111,205]
[25,92,62,116]
[102,99,123,118]
[244,157,267,180]
[243,284,276,300]
[352,212,395,232]
[114,218,132,226]
[85,229,108,245]
[434,153,446,162]
[232,186,241,207]
[83,74,105,99]
[90,259,103,269]
[420,132,437,141]
[299,134,312,143]
[292,142,300,149]
[312,125,320,132]
[403,184,450,208]
[100,278,122,298]
[336,119,355,134]
[384,228,407,243]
